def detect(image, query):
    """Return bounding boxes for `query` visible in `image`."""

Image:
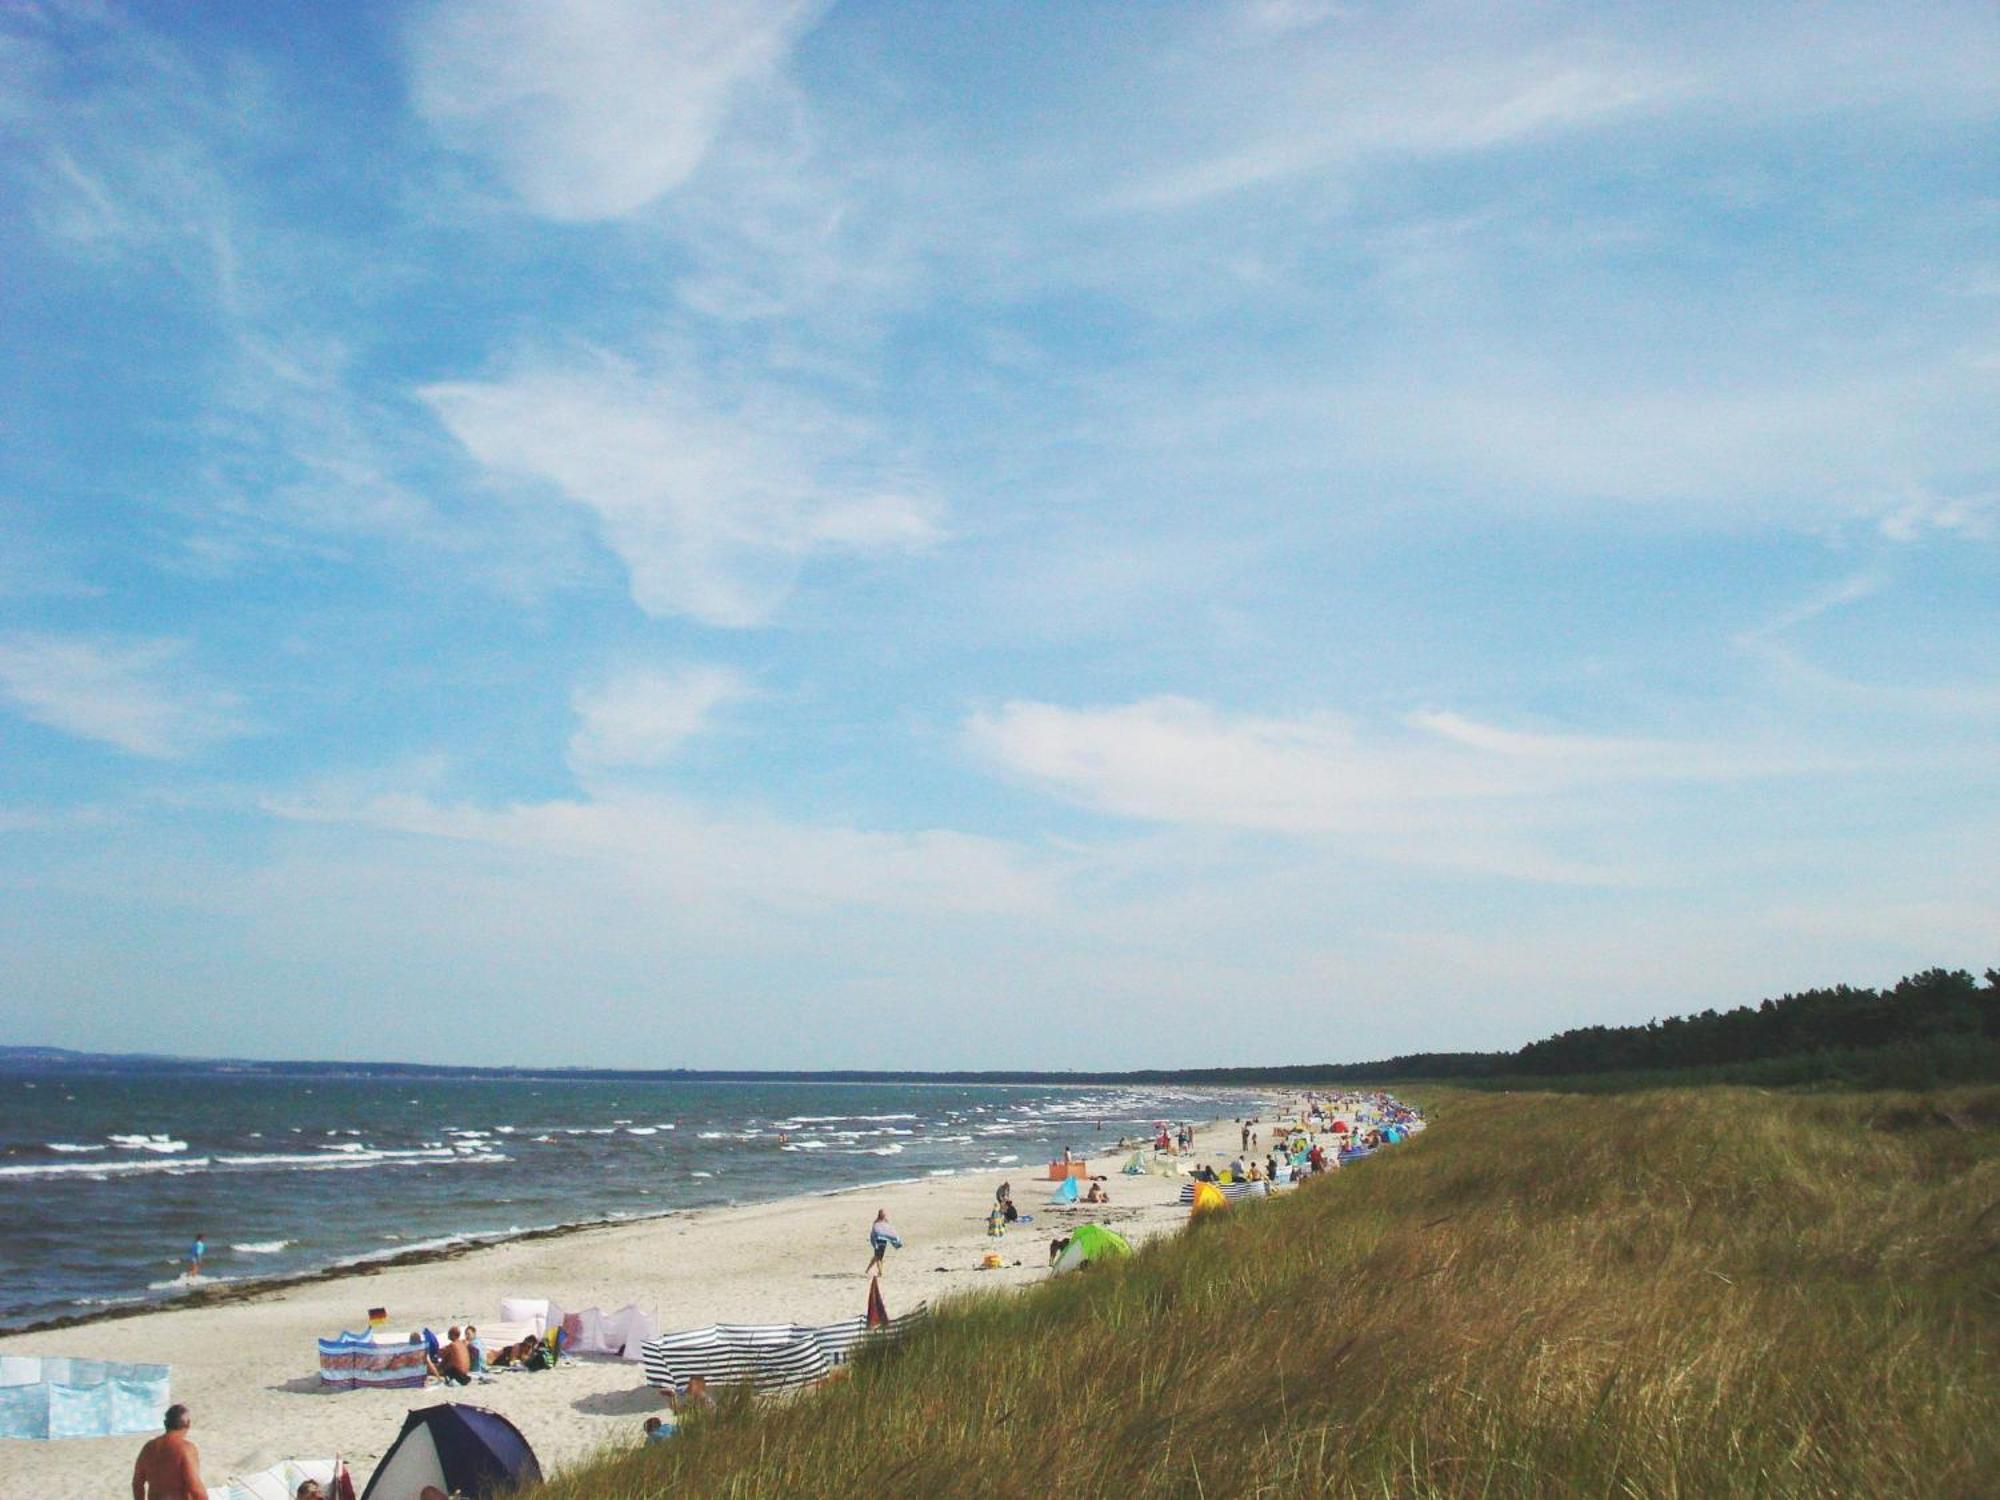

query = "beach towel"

[212,1457,356,1500]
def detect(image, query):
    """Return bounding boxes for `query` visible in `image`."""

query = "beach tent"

[1189,1180,1228,1215]
[564,1305,659,1360]
[1121,1150,1149,1175]
[1143,1152,1183,1176]
[640,1304,928,1396]
[1049,1176,1080,1204]
[0,1356,169,1439]
[359,1404,540,1500]
[1181,1180,1266,1208]
[317,1332,427,1392]
[213,1458,356,1500]
[1051,1223,1133,1274]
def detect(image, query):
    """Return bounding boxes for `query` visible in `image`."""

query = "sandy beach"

[1,1111,1272,1494]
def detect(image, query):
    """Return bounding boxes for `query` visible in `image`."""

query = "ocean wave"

[230,1240,292,1254]
[624,1127,658,1136]
[0,1156,214,1179]
[2,1146,507,1182]
[45,1142,106,1153]
[110,1134,188,1153]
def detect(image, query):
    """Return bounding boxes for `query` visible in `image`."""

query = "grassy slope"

[536,1087,1999,1499]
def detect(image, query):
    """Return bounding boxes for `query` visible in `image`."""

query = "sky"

[1,0,1995,1069]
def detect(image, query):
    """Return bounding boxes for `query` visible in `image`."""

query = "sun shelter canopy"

[360,1404,540,1500]
[0,1356,170,1440]
[1052,1223,1133,1274]
[1049,1176,1080,1203]
[212,1458,351,1500]
[562,1304,659,1360]
[317,1332,427,1392]
[640,1304,929,1395]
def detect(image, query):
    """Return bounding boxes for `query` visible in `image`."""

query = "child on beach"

[866,1210,902,1276]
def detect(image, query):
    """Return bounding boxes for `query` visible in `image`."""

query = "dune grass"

[534,1085,1999,1498]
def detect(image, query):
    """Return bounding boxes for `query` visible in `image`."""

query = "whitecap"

[45,1142,106,1153]
[0,1156,214,1179]
[110,1134,187,1154]
[230,1240,291,1254]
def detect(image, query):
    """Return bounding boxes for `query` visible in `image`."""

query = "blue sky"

[1,0,1995,1068]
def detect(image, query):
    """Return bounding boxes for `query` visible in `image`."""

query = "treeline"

[7,967,1993,1090]
[1306,966,2000,1089]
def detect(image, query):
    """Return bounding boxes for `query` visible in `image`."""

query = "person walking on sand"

[132,1403,206,1500]
[866,1209,902,1276]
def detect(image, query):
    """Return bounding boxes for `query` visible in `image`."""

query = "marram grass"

[533,1086,1999,1499]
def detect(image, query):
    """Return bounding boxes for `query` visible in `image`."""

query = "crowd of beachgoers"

[8,1091,1423,1498]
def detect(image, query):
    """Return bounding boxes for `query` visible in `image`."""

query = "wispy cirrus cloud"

[421,355,939,627]
[1116,40,1670,211]
[966,696,1788,845]
[405,0,827,221]
[0,633,246,759]
[265,783,1052,919]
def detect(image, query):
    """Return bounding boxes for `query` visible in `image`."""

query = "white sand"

[0,1112,1282,1494]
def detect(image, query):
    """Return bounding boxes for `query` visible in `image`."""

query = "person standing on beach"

[185,1233,204,1280]
[131,1403,206,1500]
[866,1209,902,1276]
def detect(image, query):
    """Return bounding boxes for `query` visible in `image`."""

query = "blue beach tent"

[359,1403,541,1500]
[1049,1176,1080,1204]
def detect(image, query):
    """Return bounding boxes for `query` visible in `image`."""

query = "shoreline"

[5,1077,1266,1336]
[5,1205,699,1338]
[3,1144,1231,1339]
[1,1101,1287,1492]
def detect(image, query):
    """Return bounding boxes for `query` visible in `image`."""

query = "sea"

[0,1070,1261,1330]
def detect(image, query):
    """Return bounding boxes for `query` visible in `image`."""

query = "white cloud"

[569,664,749,771]
[405,0,825,221]
[1876,491,1996,543]
[421,356,939,627]
[966,696,1783,841]
[1113,17,1671,212]
[0,633,245,759]
[266,785,1052,919]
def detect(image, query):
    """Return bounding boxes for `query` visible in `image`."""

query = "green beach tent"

[1052,1223,1133,1275]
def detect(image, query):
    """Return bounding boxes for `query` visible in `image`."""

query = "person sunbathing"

[438,1327,472,1385]
[1084,1182,1108,1204]
[667,1375,716,1414]
[489,1335,541,1368]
